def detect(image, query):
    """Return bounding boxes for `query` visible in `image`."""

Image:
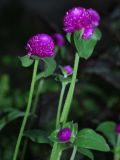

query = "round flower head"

[57,128,72,142]
[53,33,65,46]
[63,7,87,33]
[115,124,120,134]
[64,65,73,75]
[88,8,100,27]
[63,7,100,39]
[26,34,55,58]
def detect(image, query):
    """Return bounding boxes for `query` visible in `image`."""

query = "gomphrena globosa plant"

[13,33,55,160]
[12,6,112,160]
[49,6,109,160]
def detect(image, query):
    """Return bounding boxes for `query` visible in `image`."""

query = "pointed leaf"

[49,129,60,143]
[75,128,110,152]
[0,110,25,130]
[24,130,50,144]
[66,33,72,43]
[37,58,56,80]
[78,148,94,160]
[19,55,34,67]
[74,28,102,59]
[96,121,116,146]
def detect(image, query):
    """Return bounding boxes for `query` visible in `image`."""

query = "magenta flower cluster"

[26,7,100,57]
[63,7,100,39]
[26,34,55,58]
[57,128,72,142]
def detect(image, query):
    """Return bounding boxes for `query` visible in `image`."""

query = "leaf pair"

[66,28,102,59]
[19,55,56,80]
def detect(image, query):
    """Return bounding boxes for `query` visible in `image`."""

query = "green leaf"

[78,148,94,160]
[66,33,72,43]
[19,55,34,67]
[74,28,102,59]
[92,28,102,40]
[71,123,78,143]
[96,121,116,146]
[49,129,60,143]
[75,128,110,152]
[24,130,50,144]
[37,58,56,80]
[0,110,25,130]
[55,74,72,84]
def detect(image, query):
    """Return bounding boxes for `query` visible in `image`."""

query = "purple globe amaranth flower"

[115,124,120,134]
[26,34,55,58]
[64,65,73,75]
[57,128,72,142]
[63,7,100,39]
[63,7,86,33]
[53,33,65,46]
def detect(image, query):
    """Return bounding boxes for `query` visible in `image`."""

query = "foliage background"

[0,0,120,159]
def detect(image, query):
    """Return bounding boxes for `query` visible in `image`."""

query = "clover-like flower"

[63,7,100,39]
[26,34,55,58]
[115,124,120,134]
[64,65,73,75]
[57,128,72,142]
[53,33,65,46]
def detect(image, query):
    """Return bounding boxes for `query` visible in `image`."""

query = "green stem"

[50,143,62,160]
[32,79,44,117]
[20,79,44,160]
[13,60,39,160]
[50,83,66,160]
[70,146,77,160]
[56,83,66,128]
[60,53,79,124]
[50,53,79,160]
[114,135,120,160]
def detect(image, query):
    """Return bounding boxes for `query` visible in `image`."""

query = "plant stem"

[20,79,44,160]
[60,53,79,124]
[114,135,120,160]
[56,83,66,127]
[70,146,77,160]
[50,83,66,160]
[50,53,79,160]
[50,143,62,160]
[13,60,39,160]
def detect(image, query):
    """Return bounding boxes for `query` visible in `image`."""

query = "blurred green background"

[0,0,120,159]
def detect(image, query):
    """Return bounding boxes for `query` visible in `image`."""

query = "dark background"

[0,0,120,160]
[0,0,120,56]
